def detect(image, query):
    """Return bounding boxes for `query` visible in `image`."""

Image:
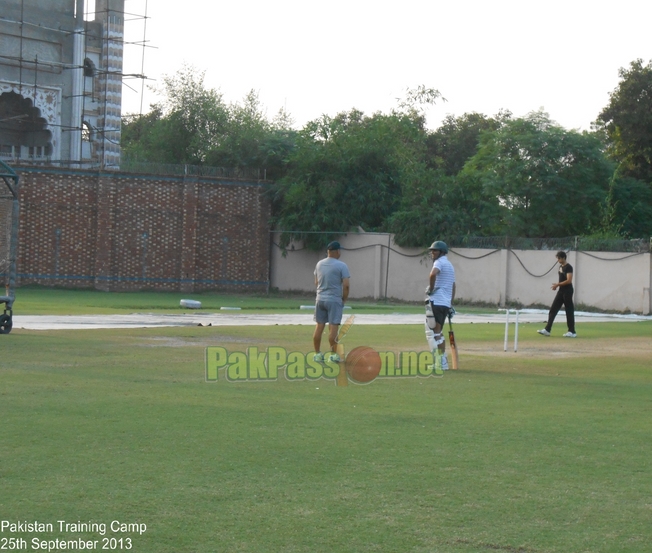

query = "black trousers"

[546,286,575,333]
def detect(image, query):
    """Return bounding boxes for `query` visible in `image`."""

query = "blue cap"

[327,241,341,250]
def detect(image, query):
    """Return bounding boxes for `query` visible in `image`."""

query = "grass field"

[10,287,418,315]
[11,286,505,316]
[1,289,651,552]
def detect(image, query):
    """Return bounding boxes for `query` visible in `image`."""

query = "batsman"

[425,241,456,371]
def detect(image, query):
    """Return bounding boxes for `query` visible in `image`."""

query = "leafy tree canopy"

[596,59,652,183]
[387,111,516,247]
[121,64,652,245]
[610,173,652,237]
[426,111,511,175]
[461,111,614,238]
[121,64,293,173]
[271,108,430,249]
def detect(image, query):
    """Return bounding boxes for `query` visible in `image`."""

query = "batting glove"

[425,286,433,296]
[448,307,456,319]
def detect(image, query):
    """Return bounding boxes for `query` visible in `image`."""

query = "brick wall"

[14,167,271,292]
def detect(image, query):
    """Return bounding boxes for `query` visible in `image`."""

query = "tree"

[461,111,614,237]
[576,169,652,241]
[204,91,296,179]
[387,170,501,247]
[611,174,652,237]
[120,107,164,161]
[596,59,652,184]
[121,65,229,165]
[271,109,429,249]
[152,65,230,164]
[122,66,297,179]
[426,111,510,176]
[385,112,514,246]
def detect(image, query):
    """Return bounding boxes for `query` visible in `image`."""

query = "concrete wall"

[15,167,271,292]
[270,232,652,314]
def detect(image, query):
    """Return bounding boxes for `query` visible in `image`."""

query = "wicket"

[503,309,519,352]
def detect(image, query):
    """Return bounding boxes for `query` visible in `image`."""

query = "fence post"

[499,248,509,307]
[646,239,652,315]
[572,248,579,308]
[384,234,391,300]
[374,244,383,300]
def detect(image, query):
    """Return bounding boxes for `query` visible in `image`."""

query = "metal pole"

[384,235,390,300]
[504,309,509,352]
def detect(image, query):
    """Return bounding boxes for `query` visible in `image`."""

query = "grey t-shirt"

[315,257,350,301]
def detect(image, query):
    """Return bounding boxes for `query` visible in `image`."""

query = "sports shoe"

[327,353,341,363]
[313,352,324,362]
[537,329,550,336]
[433,353,448,372]
[563,332,577,338]
[426,364,445,375]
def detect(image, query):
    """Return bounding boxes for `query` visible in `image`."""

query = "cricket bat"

[335,314,355,387]
[448,313,459,370]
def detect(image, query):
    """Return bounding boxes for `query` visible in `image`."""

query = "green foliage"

[426,111,510,175]
[121,65,229,164]
[585,169,626,239]
[121,65,292,173]
[155,66,230,164]
[204,91,295,174]
[120,63,652,243]
[597,58,652,183]
[396,85,446,116]
[611,174,652,237]
[461,111,614,237]
[120,107,164,161]
[388,170,500,247]
[389,112,511,247]
[593,59,652,238]
[271,110,428,249]
[583,165,652,240]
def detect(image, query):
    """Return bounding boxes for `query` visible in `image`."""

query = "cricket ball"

[345,346,381,384]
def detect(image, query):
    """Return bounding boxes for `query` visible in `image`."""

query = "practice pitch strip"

[11,309,651,330]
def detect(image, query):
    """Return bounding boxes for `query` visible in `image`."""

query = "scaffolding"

[0,160,19,333]
[0,0,152,169]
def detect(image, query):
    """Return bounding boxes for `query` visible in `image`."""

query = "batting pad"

[425,324,445,351]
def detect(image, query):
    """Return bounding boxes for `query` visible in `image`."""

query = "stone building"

[0,0,126,168]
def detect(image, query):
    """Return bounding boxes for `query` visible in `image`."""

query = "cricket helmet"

[428,240,448,254]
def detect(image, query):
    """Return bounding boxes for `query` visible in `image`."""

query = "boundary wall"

[14,167,270,292]
[271,232,652,315]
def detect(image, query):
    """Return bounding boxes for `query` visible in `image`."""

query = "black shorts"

[430,303,450,327]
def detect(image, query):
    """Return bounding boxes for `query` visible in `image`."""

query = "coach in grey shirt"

[313,241,350,363]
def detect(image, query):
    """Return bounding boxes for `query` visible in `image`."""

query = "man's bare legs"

[313,322,339,353]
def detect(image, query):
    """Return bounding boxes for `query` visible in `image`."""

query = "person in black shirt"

[537,251,577,337]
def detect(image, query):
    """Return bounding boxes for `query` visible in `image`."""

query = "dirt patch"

[137,336,259,348]
[463,337,652,358]
[135,335,652,360]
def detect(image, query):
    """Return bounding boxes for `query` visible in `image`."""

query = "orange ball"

[345,346,382,384]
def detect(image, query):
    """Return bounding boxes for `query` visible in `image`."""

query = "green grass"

[11,286,505,316]
[1,294,651,552]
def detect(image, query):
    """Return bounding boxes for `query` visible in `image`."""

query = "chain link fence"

[119,159,268,181]
[446,235,650,253]
[2,157,269,181]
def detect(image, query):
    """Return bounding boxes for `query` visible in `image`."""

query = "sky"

[116,0,652,132]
